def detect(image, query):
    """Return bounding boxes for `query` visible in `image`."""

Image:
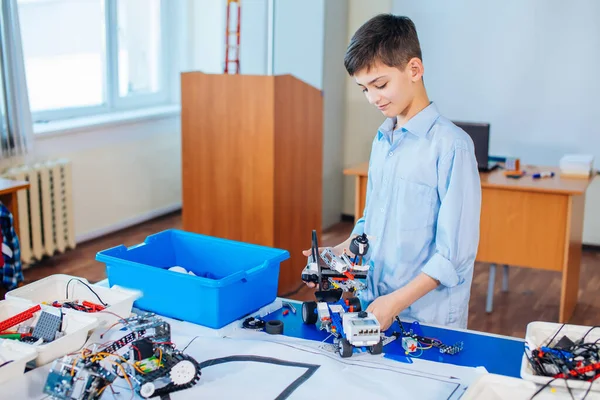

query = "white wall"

[35,117,182,242]
[321,0,348,229]
[273,0,325,90]
[392,0,600,169]
[342,0,394,217]
[239,0,270,74]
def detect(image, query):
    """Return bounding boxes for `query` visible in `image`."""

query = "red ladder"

[224,0,241,74]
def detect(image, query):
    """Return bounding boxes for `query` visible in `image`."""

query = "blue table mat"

[261,302,524,378]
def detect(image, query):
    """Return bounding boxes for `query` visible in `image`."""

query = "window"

[17,0,169,123]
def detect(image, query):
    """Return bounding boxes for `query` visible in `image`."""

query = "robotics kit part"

[349,233,369,257]
[265,320,284,335]
[302,299,382,358]
[402,337,418,353]
[242,317,266,330]
[43,313,201,400]
[342,310,381,348]
[395,316,463,356]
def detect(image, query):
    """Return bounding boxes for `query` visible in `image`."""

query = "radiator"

[2,159,76,265]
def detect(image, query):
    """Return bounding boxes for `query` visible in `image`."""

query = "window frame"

[25,0,172,124]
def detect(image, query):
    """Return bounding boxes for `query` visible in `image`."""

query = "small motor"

[350,233,369,256]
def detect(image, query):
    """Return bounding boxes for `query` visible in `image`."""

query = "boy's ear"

[407,57,424,82]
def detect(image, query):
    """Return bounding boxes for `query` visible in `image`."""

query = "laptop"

[453,121,499,172]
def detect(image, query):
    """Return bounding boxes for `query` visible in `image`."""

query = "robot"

[43,313,201,399]
[301,230,382,358]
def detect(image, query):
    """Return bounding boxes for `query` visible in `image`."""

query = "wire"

[580,326,600,342]
[131,345,142,361]
[108,361,134,400]
[182,336,201,352]
[280,283,305,298]
[529,377,559,400]
[65,278,108,306]
[543,323,566,347]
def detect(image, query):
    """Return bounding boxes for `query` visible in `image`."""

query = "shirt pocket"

[394,177,435,231]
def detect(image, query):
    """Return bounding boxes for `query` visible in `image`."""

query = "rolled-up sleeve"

[421,142,481,288]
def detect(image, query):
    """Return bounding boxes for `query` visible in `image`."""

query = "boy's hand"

[366,293,403,331]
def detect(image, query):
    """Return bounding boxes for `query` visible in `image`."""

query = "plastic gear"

[139,382,155,398]
[169,360,197,385]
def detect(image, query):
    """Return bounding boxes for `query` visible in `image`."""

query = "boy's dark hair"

[344,14,422,76]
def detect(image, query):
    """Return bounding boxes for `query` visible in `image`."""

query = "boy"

[305,14,481,330]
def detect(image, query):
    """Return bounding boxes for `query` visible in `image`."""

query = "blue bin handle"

[245,261,269,281]
[218,261,268,286]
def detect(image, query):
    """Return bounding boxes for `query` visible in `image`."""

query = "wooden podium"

[181,72,323,295]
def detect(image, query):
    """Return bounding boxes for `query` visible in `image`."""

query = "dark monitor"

[453,121,497,171]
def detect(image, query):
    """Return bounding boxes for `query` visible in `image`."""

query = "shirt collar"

[377,102,440,140]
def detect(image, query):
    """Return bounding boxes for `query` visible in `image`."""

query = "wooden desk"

[0,178,30,239]
[343,163,591,323]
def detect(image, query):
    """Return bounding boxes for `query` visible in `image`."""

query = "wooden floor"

[3,211,599,338]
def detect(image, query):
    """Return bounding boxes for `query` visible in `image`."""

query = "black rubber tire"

[369,339,383,355]
[338,338,353,358]
[302,301,318,324]
[348,297,361,312]
[265,320,284,335]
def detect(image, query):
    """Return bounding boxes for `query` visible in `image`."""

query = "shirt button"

[388,152,393,157]
[380,208,385,213]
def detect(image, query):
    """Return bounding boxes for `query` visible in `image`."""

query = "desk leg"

[486,264,496,313]
[354,176,367,222]
[502,265,509,292]
[559,195,585,323]
[0,192,19,240]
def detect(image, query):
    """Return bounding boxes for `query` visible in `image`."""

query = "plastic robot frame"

[301,230,382,358]
[43,312,201,399]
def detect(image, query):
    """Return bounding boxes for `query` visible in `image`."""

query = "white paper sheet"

[0,309,487,400]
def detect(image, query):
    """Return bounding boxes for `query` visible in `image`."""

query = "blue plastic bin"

[95,229,290,329]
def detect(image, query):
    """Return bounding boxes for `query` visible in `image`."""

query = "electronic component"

[131,338,154,361]
[395,317,463,356]
[342,311,381,348]
[44,357,117,400]
[349,233,369,256]
[43,313,201,400]
[316,302,331,331]
[402,337,418,353]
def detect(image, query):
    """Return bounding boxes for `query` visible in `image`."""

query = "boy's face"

[353,59,422,119]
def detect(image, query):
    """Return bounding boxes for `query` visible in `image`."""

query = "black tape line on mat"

[198,355,321,400]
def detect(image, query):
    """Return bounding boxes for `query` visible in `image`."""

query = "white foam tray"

[0,299,99,366]
[521,321,600,392]
[0,339,37,385]
[5,274,140,327]
[464,373,600,399]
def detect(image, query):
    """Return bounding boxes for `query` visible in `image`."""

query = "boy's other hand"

[366,293,402,331]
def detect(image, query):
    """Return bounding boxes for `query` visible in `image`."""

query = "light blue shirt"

[353,102,481,329]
